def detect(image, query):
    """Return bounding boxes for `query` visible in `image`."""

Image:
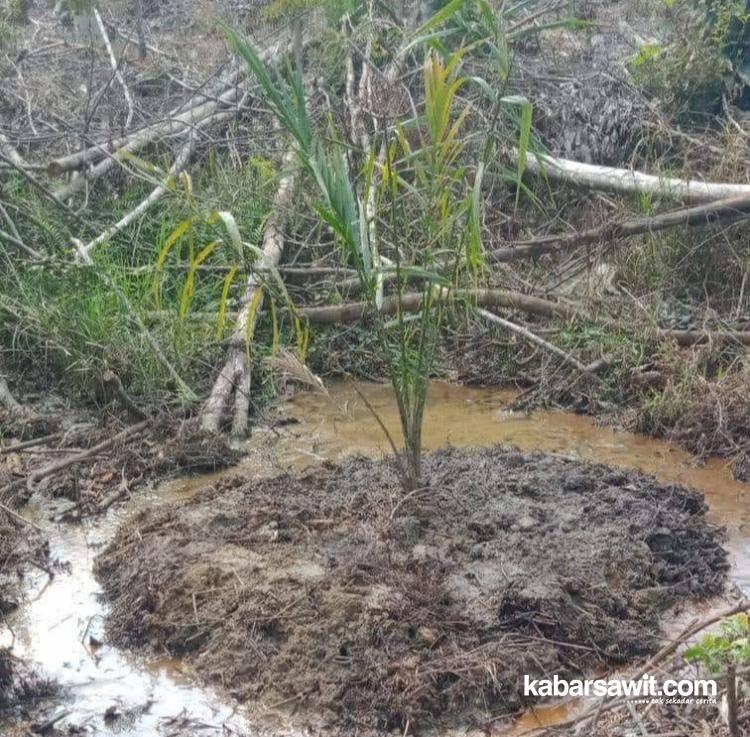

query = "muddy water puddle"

[0,496,275,736]
[1,379,747,736]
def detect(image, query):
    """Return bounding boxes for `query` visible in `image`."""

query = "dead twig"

[476,307,601,382]
[28,419,149,489]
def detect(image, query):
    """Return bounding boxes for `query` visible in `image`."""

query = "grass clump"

[0,154,280,409]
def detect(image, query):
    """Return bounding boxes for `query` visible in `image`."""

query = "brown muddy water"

[1,380,747,736]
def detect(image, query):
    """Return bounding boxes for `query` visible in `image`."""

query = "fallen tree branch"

[75,135,196,261]
[200,149,298,436]
[298,292,750,347]
[0,500,43,532]
[0,432,64,456]
[149,291,750,346]
[52,97,239,200]
[46,81,240,176]
[94,7,134,129]
[296,288,583,323]
[0,201,42,259]
[492,194,750,262]
[102,370,147,420]
[520,151,750,203]
[476,307,601,381]
[46,35,295,177]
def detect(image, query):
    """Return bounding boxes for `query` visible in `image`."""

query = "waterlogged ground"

[1,380,746,736]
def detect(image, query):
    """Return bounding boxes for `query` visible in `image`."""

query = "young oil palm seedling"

[223,5,530,490]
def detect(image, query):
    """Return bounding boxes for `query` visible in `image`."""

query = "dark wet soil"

[96,445,729,735]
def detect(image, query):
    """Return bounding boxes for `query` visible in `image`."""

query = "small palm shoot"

[223,22,483,490]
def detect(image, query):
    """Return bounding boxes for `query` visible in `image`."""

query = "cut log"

[200,149,298,436]
[520,151,750,203]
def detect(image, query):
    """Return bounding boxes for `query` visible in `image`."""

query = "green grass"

[0,154,280,406]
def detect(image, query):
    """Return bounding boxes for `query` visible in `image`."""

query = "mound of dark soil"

[96,446,728,734]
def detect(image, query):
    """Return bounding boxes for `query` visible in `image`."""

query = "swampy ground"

[2,0,750,734]
[0,380,747,737]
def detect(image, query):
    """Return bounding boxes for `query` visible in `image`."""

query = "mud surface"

[97,445,728,734]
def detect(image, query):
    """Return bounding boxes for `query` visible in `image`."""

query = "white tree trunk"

[200,150,298,436]
[521,151,750,203]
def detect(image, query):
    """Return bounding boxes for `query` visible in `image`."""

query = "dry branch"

[0,500,43,532]
[476,307,600,380]
[531,599,750,736]
[493,194,750,262]
[45,82,241,177]
[200,149,298,436]
[297,291,750,347]
[94,7,134,129]
[149,288,750,347]
[45,35,294,179]
[74,126,207,261]
[521,151,750,203]
[28,420,149,488]
[296,288,583,323]
[0,432,64,456]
